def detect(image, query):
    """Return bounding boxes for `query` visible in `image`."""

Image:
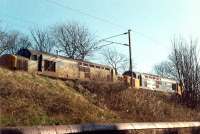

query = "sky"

[0,0,200,73]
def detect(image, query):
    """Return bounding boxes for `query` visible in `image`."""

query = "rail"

[1,122,200,134]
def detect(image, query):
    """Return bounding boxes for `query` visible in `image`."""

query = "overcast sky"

[0,0,200,73]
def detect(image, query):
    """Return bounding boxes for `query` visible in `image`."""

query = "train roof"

[17,49,112,69]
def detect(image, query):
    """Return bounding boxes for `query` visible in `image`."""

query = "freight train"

[0,49,181,94]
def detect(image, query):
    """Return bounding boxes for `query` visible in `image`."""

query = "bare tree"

[53,22,97,60]
[0,31,32,55]
[156,37,200,108]
[0,30,8,55]
[170,38,200,108]
[102,48,128,75]
[31,28,55,53]
[8,32,32,54]
[154,61,177,79]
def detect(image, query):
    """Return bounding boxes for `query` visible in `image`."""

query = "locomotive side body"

[0,54,30,71]
[39,54,80,80]
[0,49,116,82]
[139,73,178,93]
[0,54,16,70]
[122,71,179,93]
[139,73,161,90]
[160,78,177,93]
[78,61,116,81]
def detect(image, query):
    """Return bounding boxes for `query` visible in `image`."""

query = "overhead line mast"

[97,30,134,88]
[128,29,133,88]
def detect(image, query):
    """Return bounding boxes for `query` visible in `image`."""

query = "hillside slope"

[0,68,118,126]
[79,81,200,122]
[0,68,199,126]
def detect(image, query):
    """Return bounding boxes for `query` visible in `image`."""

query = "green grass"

[0,68,199,127]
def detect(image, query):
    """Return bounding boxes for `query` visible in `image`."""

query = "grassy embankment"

[0,67,199,126]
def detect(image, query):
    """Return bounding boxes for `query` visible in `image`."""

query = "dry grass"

[0,68,199,127]
[0,68,118,126]
[79,81,200,122]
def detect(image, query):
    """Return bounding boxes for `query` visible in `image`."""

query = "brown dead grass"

[79,81,200,122]
[0,68,199,127]
[0,68,118,126]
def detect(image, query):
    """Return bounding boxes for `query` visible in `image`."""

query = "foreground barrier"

[1,122,200,134]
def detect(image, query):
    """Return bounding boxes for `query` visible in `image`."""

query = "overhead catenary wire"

[100,40,129,46]
[96,32,129,48]
[44,0,165,46]
[0,0,165,47]
[97,42,114,49]
[44,0,127,30]
[97,32,128,42]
